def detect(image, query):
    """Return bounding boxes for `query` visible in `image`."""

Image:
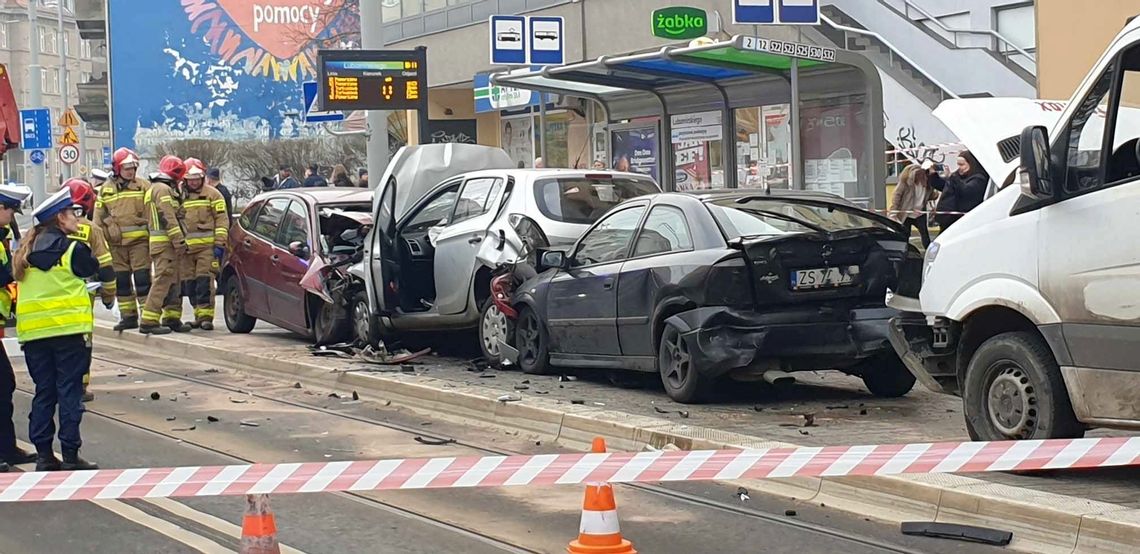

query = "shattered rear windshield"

[707,198,892,239]
[535,177,659,224]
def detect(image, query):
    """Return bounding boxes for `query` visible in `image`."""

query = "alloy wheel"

[518,312,540,365]
[481,305,507,357]
[661,329,691,389]
[352,299,371,345]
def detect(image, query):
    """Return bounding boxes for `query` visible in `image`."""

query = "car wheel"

[963,331,1085,441]
[515,306,552,375]
[350,290,382,348]
[658,322,709,404]
[858,353,917,398]
[223,278,256,334]
[478,298,513,368]
[312,298,350,346]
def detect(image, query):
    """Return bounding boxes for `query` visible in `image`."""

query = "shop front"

[474,73,593,169]
[491,36,887,208]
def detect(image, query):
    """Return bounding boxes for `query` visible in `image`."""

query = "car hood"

[933,97,1069,188]
[376,143,515,221]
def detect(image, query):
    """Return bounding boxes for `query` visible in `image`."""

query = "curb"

[94,324,1140,554]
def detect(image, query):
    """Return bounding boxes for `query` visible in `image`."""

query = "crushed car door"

[366,175,399,316]
[546,204,647,356]
[432,176,506,315]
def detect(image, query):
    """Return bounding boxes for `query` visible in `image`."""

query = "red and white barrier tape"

[1,437,1137,503]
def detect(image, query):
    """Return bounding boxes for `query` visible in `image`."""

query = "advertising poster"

[801,96,867,198]
[611,126,659,182]
[108,0,360,154]
[761,104,791,189]
[501,116,535,168]
[671,111,720,190]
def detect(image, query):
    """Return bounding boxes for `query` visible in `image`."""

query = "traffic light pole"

[361,0,389,188]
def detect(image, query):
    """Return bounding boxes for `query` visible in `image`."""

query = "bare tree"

[282,1,361,53]
[153,139,231,169]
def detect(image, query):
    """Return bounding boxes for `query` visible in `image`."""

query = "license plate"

[790,266,859,290]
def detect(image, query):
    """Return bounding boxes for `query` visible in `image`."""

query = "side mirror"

[537,249,567,271]
[1019,125,1055,200]
[288,241,311,260]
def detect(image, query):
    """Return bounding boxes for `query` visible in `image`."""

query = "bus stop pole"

[789,58,803,190]
[538,93,548,164]
[722,105,735,189]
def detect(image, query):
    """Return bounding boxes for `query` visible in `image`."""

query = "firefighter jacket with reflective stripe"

[145,182,186,252]
[69,221,117,300]
[180,185,229,252]
[16,242,94,343]
[96,177,151,247]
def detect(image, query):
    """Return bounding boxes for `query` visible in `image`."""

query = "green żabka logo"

[652,7,708,40]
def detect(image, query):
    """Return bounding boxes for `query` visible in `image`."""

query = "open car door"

[365,143,515,318]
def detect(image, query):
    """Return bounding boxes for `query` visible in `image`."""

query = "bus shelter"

[491,35,886,208]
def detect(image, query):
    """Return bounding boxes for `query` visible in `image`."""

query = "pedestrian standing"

[206,168,233,225]
[357,169,369,189]
[928,151,989,230]
[891,164,934,247]
[331,164,354,188]
[140,155,190,335]
[0,184,36,471]
[64,179,116,403]
[302,164,328,188]
[14,188,101,471]
[97,148,151,331]
[273,165,300,190]
[178,159,229,330]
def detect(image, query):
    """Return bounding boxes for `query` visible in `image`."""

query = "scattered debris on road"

[514,385,529,391]
[204,368,219,374]
[785,510,797,517]
[165,416,176,421]
[653,406,690,418]
[736,487,750,502]
[559,375,577,382]
[149,391,161,400]
[229,398,248,404]
[293,382,302,389]
[207,416,219,423]
[802,413,816,427]
[900,522,1012,546]
[414,436,457,446]
[172,425,196,432]
[497,394,522,403]
[239,420,261,427]
[571,400,585,405]
[352,391,360,401]
[328,393,341,399]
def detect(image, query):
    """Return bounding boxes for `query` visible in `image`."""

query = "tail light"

[490,273,517,319]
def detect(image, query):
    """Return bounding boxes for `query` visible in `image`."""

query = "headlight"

[923,242,940,279]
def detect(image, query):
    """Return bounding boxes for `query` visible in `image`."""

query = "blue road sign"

[490,15,527,65]
[528,16,564,65]
[302,81,345,124]
[778,0,821,24]
[102,146,112,167]
[19,108,52,150]
[29,149,46,165]
[734,0,776,24]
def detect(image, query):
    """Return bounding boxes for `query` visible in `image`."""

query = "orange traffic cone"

[567,438,637,554]
[240,494,281,554]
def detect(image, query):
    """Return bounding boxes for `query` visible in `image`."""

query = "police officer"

[97,148,151,331]
[0,184,37,471]
[179,159,229,330]
[14,188,100,471]
[90,168,110,189]
[140,155,190,335]
[65,179,116,402]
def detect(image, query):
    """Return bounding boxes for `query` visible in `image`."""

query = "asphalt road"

[0,345,1007,554]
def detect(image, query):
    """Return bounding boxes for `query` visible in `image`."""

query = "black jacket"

[215,183,234,223]
[931,171,988,228]
[302,175,327,188]
[28,227,99,280]
[332,174,354,188]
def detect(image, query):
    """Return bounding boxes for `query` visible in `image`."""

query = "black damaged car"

[498,190,922,403]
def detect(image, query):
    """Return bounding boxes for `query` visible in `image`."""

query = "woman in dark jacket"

[331,164,354,188]
[928,150,989,229]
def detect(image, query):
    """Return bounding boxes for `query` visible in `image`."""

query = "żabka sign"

[652,7,708,40]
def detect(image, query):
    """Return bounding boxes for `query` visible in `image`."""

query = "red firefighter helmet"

[64,178,96,216]
[111,147,140,175]
[183,158,207,180]
[155,155,187,184]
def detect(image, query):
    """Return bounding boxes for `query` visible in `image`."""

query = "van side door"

[1039,42,1140,422]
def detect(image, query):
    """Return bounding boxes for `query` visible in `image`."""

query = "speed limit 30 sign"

[58,144,80,165]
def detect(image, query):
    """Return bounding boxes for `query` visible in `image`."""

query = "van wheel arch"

[957,306,1047,390]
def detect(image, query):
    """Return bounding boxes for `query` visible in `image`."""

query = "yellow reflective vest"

[16,242,94,343]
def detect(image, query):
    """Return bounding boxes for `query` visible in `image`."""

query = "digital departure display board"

[318,49,428,111]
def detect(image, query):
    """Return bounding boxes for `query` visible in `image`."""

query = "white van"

[888,17,1140,441]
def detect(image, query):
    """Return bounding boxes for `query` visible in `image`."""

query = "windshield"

[708,198,894,239]
[534,176,659,224]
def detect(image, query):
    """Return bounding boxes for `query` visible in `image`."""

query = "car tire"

[478,297,513,368]
[350,290,382,348]
[962,331,1085,441]
[858,353,917,398]
[312,297,350,346]
[223,278,256,334]
[515,305,552,375]
[658,322,709,404]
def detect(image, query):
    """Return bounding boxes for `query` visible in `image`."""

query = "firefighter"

[179,159,229,330]
[64,179,116,403]
[97,148,151,331]
[14,188,100,471]
[140,155,190,335]
[0,184,37,471]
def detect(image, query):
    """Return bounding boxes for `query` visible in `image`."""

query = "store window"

[734,105,791,190]
[800,94,868,199]
[671,111,725,190]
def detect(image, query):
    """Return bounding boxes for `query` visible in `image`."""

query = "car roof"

[260,188,373,205]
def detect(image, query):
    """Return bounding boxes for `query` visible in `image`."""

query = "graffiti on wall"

[109,0,360,154]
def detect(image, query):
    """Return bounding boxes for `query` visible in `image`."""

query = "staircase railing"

[885,0,1036,74]
[819,14,959,103]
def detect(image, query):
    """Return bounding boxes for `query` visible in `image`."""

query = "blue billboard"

[108,0,359,154]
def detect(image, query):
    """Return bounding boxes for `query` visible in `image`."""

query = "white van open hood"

[933,98,1068,186]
